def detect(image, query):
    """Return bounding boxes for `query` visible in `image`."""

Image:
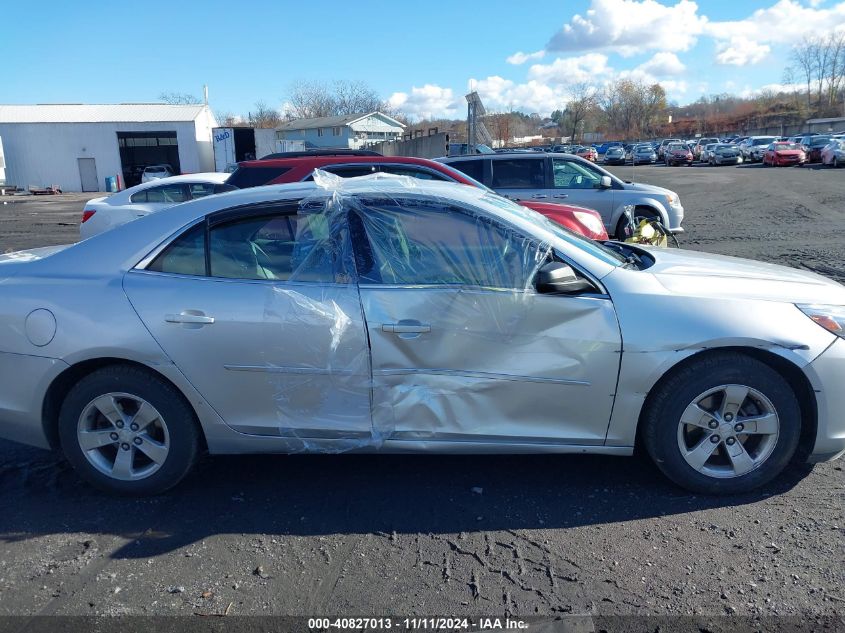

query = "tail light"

[82,209,95,223]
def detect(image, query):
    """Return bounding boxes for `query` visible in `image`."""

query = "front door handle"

[383,322,431,334]
[552,193,568,199]
[531,194,548,199]
[165,311,215,326]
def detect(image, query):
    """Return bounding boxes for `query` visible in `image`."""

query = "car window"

[320,165,378,178]
[352,198,544,289]
[490,159,545,189]
[225,166,292,189]
[447,159,484,182]
[378,165,450,181]
[551,159,601,189]
[146,224,206,276]
[131,184,189,204]
[188,183,220,199]
[209,213,338,282]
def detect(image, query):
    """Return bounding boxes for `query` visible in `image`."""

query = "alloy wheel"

[77,393,170,481]
[676,384,779,479]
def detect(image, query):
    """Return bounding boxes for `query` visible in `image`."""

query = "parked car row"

[82,152,620,242]
[593,133,845,169]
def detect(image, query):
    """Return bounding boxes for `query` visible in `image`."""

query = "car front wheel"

[641,352,801,494]
[58,365,201,495]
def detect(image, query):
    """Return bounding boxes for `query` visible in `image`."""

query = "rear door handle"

[552,194,568,199]
[531,194,548,199]
[165,311,215,325]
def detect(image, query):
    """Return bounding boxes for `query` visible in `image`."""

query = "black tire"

[58,365,201,495]
[641,352,801,495]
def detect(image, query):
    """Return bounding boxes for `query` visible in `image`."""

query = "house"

[276,112,404,149]
[0,103,217,191]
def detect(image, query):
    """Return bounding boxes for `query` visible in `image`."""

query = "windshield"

[753,138,776,146]
[811,137,831,147]
[775,143,801,150]
[479,193,626,267]
[715,144,734,151]
[667,143,686,151]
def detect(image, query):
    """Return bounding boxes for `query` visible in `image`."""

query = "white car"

[141,164,175,183]
[81,173,234,239]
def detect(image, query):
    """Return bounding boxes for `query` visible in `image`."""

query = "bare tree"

[159,92,201,105]
[248,101,283,128]
[790,39,816,110]
[559,83,598,142]
[286,80,396,119]
[215,110,240,127]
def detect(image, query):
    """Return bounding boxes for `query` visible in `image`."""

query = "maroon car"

[227,151,609,240]
[664,143,694,166]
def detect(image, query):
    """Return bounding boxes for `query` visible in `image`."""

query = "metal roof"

[0,104,210,123]
[277,111,404,131]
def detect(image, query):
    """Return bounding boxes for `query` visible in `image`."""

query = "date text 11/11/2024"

[307,617,530,630]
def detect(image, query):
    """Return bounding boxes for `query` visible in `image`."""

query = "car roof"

[106,172,230,201]
[241,155,437,167]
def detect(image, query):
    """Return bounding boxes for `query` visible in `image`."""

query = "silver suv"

[438,152,685,239]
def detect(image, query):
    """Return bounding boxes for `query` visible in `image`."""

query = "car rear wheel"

[641,352,801,495]
[58,365,201,495]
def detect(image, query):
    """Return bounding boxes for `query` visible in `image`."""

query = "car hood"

[644,247,845,304]
[624,181,674,197]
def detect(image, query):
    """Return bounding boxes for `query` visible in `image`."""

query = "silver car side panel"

[361,286,622,444]
[602,266,837,447]
[123,272,373,446]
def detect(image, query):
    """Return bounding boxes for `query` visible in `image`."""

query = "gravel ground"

[0,165,843,627]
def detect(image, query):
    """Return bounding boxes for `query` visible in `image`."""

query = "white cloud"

[506,50,546,65]
[526,53,612,84]
[636,52,686,76]
[705,0,845,65]
[388,84,459,120]
[544,0,707,56]
[714,38,771,65]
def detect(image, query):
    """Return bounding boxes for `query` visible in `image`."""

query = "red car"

[762,142,805,167]
[575,146,598,162]
[664,143,694,166]
[227,152,609,240]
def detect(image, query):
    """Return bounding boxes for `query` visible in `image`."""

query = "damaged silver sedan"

[1,173,844,495]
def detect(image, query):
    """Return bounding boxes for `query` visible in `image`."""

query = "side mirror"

[599,175,612,189]
[536,262,594,295]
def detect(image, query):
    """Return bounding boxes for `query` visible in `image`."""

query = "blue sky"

[3,0,843,120]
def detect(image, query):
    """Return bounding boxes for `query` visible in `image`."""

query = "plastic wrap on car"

[258,169,577,451]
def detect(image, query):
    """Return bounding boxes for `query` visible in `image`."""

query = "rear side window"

[130,184,189,204]
[491,159,545,189]
[208,214,338,282]
[225,166,291,189]
[146,224,206,276]
[447,159,484,182]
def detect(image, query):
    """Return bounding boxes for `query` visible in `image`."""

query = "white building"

[276,112,404,149]
[0,104,218,192]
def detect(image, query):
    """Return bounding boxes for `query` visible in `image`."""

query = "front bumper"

[0,351,67,449]
[806,337,845,462]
